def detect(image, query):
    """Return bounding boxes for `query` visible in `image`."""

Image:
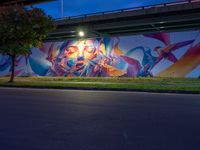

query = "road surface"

[0,88,199,150]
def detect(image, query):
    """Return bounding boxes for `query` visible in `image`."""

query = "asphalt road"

[0,88,199,150]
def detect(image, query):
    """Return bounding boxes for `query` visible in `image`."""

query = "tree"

[0,5,54,82]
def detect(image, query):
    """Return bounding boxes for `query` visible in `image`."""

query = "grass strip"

[0,77,199,93]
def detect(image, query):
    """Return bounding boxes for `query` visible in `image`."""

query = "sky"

[34,0,182,18]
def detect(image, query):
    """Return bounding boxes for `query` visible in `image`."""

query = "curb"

[0,85,199,94]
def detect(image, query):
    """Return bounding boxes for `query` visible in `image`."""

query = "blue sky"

[34,0,181,18]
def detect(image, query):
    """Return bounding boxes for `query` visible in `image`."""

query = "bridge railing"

[55,0,200,21]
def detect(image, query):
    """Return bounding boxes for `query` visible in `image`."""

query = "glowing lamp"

[78,31,85,37]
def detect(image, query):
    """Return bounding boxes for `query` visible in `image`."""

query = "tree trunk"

[9,54,16,83]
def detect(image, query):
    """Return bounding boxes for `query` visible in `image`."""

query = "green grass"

[0,77,199,93]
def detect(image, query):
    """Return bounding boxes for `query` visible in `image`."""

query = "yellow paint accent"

[100,43,106,55]
[157,45,200,77]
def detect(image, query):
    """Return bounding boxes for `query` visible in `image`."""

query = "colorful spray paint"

[0,30,200,78]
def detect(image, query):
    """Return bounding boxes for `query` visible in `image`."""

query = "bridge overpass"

[45,0,200,41]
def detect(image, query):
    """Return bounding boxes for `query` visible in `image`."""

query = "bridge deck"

[46,0,200,41]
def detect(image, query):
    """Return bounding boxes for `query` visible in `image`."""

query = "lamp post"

[61,0,64,17]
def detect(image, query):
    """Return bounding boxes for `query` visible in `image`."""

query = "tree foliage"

[0,5,54,82]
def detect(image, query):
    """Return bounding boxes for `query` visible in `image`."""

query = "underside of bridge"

[45,0,200,41]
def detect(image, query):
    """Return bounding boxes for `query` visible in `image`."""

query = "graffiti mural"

[0,30,200,78]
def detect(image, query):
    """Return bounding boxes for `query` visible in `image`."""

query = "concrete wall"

[0,30,200,78]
